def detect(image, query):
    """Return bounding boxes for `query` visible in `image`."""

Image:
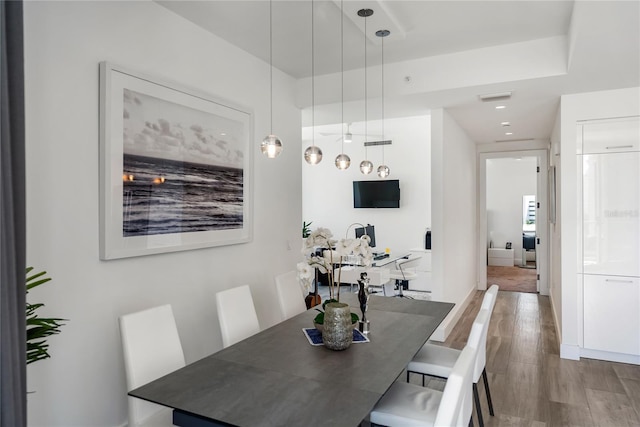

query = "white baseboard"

[549,291,563,353]
[581,348,640,365]
[429,286,476,342]
[560,344,581,360]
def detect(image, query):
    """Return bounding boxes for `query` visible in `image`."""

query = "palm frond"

[25,268,67,365]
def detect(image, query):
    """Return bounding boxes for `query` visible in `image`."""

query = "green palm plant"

[26,267,67,365]
[302,221,313,238]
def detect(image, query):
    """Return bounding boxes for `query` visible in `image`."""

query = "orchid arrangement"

[297,227,374,301]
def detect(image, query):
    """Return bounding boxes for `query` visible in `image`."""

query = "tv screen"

[353,180,400,208]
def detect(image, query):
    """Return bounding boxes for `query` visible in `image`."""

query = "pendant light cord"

[364,12,368,159]
[381,33,384,165]
[340,0,344,152]
[311,0,315,148]
[269,0,273,134]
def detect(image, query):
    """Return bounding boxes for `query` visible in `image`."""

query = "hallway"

[413,290,640,426]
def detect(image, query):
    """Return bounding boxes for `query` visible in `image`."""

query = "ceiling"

[157,1,640,145]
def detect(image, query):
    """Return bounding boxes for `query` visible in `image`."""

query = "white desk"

[337,266,390,287]
[371,253,410,267]
[338,254,408,295]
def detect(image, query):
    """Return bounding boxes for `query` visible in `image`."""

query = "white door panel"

[582,152,640,277]
[583,274,640,356]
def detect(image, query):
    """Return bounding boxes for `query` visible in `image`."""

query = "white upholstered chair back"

[119,304,185,427]
[434,345,476,427]
[481,284,499,312]
[275,270,307,320]
[215,285,260,348]
[467,309,491,383]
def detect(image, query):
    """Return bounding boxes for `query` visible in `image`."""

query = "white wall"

[301,116,431,252]
[24,2,302,426]
[559,86,640,360]
[486,157,537,264]
[550,108,562,339]
[431,109,477,339]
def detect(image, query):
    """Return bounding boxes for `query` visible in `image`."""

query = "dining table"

[129,292,454,427]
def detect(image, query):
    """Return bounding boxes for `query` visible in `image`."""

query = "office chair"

[388,256,421,298]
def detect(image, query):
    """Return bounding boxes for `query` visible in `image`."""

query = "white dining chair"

[481,284,499,312]
[275,270,307,320]
[215,284,260,348]
[119,304,186,427]
[388,256,421,297]
[370,344,476,427]
[407,285,499,427]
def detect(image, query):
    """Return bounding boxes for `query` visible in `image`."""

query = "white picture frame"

[548,165,556,224]
[99,62,253,260]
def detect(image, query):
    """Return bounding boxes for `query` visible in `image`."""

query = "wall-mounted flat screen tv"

[353,180,400,208]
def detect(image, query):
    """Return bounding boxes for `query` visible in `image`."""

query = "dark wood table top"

[129,294,454,427]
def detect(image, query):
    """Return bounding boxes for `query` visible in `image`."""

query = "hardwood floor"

[408,290,640,426]
[486,266,537,293]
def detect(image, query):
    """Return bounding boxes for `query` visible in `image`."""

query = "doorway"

[478,150,549,295]
[522,194,537,269]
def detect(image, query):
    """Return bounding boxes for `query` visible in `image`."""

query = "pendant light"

[376,29,390,178]
[358,8,374,175]
[304,0,322,165]
[260,0,283,159]
[335,0,350,170]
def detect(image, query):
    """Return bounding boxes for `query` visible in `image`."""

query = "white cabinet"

[583,275,640,355]
[580,120,640,154]
[408,249,432,292]
[488,248,514,266]
[582,152,640,277]
[579,117,640,360]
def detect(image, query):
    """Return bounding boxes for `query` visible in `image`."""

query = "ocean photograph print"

[99,62,253,260]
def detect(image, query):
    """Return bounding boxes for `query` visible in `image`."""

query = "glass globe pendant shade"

[359,160,373,175]
[335,153,351,170]
[304,145,323,165]
[377,164,390,178]
[260,134,283,158]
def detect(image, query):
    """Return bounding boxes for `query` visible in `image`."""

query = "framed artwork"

[99,62,253,260]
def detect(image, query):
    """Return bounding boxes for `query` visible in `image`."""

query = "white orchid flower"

[296,262,314,292]
[337,238,358,256]
[308,255,329,274]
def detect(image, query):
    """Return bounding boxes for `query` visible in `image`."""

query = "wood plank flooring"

[487,266,537,293]
[408,291,640,426]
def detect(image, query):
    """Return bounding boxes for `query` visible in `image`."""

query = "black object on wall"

[353,180,400,208]
[425,230,431,250]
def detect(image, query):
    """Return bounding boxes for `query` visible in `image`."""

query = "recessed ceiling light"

[496,105,506,110]
[501,122,510,126]
[505,132,513,135]
[220,132,226,136]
